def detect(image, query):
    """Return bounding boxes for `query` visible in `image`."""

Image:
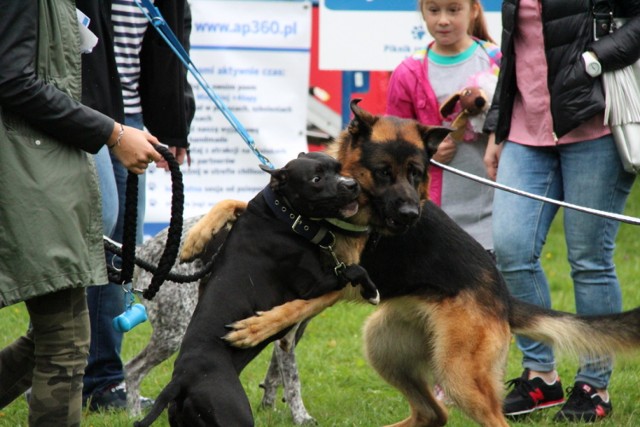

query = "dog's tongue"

[340,201,359,218]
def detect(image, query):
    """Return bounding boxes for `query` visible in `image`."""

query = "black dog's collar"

[262,185,368,246]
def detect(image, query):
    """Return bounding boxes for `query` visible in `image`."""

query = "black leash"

[103,144,214,302]
[103,236,216,285]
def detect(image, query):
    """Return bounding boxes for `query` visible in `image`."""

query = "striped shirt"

[112,0,154,114]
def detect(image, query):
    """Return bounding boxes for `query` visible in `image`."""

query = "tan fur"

[513,315,634,358]
[225,291,343,348]
[364,293,511,427]
[180,199,247,262]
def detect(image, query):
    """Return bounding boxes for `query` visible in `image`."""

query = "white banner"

[319,0,502,71]
[145,0,312,235]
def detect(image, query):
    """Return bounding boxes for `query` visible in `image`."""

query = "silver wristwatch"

[582,51,602,77]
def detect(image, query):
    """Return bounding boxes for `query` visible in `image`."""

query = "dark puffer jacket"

[484,0,640,142]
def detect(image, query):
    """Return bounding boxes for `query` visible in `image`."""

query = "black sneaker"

[503,369,565,416]
[553,381,612,422]
[85,382,154,411]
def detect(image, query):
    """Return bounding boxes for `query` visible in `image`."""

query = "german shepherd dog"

[184,99,640,427]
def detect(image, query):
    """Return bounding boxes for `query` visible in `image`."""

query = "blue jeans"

[94,146,118,236]
[84,113,146,397]
[493,137,634,389]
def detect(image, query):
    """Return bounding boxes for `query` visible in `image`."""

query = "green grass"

[2,184,640,426]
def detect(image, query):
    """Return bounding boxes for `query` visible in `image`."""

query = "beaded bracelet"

[107,123,125,149]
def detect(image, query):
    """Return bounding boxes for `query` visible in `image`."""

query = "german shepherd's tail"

[134,380,181,427]
[509,297,640,357]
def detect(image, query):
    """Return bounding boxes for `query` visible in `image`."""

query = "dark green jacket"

[0,0,109,307]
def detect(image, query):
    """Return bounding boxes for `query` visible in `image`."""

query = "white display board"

[145,0,312,236]
[319,0,502,71]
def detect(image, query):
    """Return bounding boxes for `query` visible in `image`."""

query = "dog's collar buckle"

[263,186,335,246]
[292,215,304,231]
[291,214,333,245]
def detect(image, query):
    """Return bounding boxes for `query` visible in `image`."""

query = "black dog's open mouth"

[339,200,359,218]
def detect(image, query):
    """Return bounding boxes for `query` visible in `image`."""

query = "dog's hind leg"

[126,331,182,416]
[125,284,195,416]
[260,325,316,425]
[259,345,283,409]
[430,298,511,427]
[276,331,316,425]
[363,300,447,427]
[134,380,181,427]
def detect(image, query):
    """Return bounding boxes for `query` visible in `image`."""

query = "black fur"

[362,200,509,305]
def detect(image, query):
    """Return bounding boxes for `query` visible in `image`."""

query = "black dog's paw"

[341,264,380,305]
[361,288,380,305]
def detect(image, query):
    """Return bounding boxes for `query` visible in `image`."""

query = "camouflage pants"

[0,287,90,427]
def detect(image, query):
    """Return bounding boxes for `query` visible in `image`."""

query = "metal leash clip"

[319,232,346,276]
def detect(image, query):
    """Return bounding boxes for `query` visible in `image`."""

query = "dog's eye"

[407,165,424,185]
[311,176,322,183]
[376,168,391,178]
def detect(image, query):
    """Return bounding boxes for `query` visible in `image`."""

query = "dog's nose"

[396,204,420,225]
[341,178,359,192]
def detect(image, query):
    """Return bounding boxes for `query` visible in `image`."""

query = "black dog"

[135,152,378,427]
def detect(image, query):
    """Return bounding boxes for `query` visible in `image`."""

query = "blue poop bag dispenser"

[113,286,148,332]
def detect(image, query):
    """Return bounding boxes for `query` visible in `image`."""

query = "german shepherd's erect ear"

[418,124,452,159]
[347,99,377,145]
[348,98,450,158]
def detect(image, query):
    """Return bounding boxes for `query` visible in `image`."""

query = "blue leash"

[134,0,275,169]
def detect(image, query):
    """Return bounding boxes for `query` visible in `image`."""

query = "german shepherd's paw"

[223,298,312,348]
[180,199,247,262]
[223,310,282,348]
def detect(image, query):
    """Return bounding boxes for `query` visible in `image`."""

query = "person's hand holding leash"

[156,146,188,171]
[107,122,162,174]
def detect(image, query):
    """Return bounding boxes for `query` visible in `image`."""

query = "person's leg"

[0,331,35,408]
[560,136,635,389]
[83,282,127,400]
[83,147,122,400]
[84,113,147,407]
[26,287,90,427]
[493,142,562,372]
